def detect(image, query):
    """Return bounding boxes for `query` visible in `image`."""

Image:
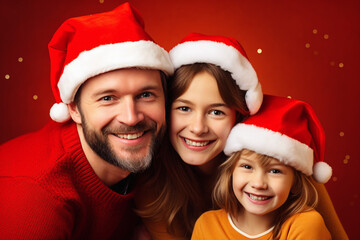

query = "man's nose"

[116,97,144,126]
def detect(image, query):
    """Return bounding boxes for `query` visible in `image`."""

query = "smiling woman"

[135,33,263,239]
[170,70,237,172]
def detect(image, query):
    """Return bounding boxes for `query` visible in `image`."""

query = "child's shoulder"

[198,209,227,220]
[287,209,324,224]
[281,210,331,239]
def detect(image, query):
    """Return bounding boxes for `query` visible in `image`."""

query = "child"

[191,95,332,239]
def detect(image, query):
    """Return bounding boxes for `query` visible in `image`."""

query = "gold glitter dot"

[287,96,292,99]
[324,34,329,39]
[313,29,318,34]
[339,62,344,68]
[332,177,338,182]
[18,57,23,62]
[305,43,311,48]
[5,74,10,79]
[343,159,349,164]
[345,155,350,160]
[257,48,262,54]
[33,95,38,100]
[339,131,345,137]
[99,0,104,3]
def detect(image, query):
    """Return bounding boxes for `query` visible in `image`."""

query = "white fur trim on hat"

[313,162,332,183]
[58,40,174,104]
[50,102,70,122]
[169,40,261,115]
[224,123,314,176]
[245,83,263,115]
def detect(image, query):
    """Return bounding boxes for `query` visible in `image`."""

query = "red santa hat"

[48,2,174,122]
[169,33,263,115]
[224,95,332,183]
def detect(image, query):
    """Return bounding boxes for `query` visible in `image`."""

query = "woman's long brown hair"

[137,63,249,238]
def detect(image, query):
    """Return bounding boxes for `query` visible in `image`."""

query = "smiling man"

[0,3,173,239]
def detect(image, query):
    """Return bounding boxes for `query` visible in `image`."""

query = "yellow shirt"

[135,177,347,239]
[191,209,331,240]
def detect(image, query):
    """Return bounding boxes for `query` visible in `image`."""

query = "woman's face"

[170,71,236,172]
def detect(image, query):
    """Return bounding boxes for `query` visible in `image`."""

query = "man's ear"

[68,102,82,124]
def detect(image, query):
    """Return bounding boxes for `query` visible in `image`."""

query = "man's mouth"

[184,138,211,147]
[115,131,145,140]
[247,193,272,201]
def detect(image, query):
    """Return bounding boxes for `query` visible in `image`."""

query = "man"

[0,3,173,239]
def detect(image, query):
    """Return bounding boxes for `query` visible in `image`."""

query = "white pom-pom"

[50,102,70,123]
[245,83,263,115]
[313,162,332,183]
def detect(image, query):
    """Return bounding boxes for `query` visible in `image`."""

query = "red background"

[1,0,359,238]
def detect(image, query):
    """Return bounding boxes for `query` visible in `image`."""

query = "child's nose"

[251,172,268,190]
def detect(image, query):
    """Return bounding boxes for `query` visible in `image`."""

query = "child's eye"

[270,169,282,174]
[209,110,225,116]
[177,106,191,112]
[241,164,252,170]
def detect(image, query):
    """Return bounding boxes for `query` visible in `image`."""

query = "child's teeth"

[249,194,270,201]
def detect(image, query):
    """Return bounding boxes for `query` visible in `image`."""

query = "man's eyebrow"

[91,89,117,98]
[139,84,163,91]
[91,84,163,98]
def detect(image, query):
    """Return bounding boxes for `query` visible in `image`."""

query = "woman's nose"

[189,113,208,135]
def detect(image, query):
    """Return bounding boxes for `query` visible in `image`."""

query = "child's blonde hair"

[213,149,318,238]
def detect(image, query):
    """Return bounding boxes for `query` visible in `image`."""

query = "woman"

[136,33,347,240]
[136,33,262,239]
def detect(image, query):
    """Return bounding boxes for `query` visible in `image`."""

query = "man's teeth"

[249,194,270,201]
[116,132,144,140]
[184,138,209,147]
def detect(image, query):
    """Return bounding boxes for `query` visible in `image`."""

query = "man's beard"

[80,114,164,173]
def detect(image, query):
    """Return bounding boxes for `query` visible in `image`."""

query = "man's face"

[72,68,166,172]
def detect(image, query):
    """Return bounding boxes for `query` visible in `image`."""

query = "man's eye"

[139,92,153,98]
[101,96,113,101]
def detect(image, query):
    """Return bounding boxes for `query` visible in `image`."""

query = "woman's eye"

[177,106,190,112]
[210,110,225,115]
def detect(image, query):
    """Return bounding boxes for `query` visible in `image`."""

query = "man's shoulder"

[2,120,62,144]
[0,121,77,176]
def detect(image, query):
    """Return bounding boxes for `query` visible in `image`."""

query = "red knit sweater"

[0,121,139,239]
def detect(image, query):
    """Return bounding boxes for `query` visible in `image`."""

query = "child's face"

[170,71,236,172]
[232,151,294,218]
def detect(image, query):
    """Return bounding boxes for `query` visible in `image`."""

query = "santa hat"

[48,3,174,122]
[224,95,332,183]
[169,33,262,115]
